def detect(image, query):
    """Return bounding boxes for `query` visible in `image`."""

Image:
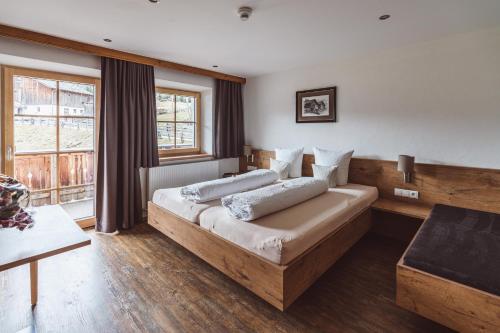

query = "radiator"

[147,159,238,200]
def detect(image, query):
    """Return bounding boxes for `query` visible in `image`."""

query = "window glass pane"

[175,123,195,148]
[31,190,58,207]
[59,152,94,187]
[10,76,97,220]
[59,81,95,116]
[14,117,56,153]
[60,118,94,151]
[60,185,95,220]
[157,122,175,149]
[14,154,57,191]
[175,95,195,121]
[13,76,56,116]
[156,92,175,121]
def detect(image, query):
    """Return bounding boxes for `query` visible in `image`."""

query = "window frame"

[155,87,202,157]
[1,65,100,228]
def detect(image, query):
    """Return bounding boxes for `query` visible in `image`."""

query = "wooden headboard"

[240,150,500,214]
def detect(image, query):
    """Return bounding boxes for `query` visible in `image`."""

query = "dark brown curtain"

[213,79,244,158]
[96,57,159,233]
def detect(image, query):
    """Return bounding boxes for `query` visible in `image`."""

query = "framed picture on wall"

[296,86,336,123]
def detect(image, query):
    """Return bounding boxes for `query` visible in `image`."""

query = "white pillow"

[270,158,290,180]
[312,164,338,188]
[275,148,304,178]
[313,147,354,186]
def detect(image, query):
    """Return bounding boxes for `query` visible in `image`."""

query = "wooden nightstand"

[372,199,432,220]
[371,199,433,243]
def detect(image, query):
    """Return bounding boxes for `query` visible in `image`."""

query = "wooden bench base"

[397,262,500,332]
[396,216,500,333]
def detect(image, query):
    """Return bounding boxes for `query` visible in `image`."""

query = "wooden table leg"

[30,261,38,307]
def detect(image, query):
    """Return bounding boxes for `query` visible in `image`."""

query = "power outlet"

[408,190,419,199]
[394,188,419,200]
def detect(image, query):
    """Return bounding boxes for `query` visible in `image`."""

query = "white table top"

[0,205,91,271]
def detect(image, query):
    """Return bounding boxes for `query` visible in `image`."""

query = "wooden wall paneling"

[243,150,500,214]
[349,158,500,214]
[0,24,246,84]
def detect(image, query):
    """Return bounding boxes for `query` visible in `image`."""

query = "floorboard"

[0,223,452,333]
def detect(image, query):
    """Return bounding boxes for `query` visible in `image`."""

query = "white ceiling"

[1,0,500,77]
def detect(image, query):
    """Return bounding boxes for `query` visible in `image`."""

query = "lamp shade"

[397,155,414,173]
[243,144,252,157]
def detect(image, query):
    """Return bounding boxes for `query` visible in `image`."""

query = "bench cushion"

[404,204,500,296]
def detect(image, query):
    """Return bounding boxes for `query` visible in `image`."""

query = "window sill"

[159,153,213,165]
[77,216,96,229]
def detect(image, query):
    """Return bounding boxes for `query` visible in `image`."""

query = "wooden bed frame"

[396,218,500,332]
[148,201,372,311]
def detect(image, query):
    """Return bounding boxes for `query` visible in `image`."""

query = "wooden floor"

[0,223,452,333]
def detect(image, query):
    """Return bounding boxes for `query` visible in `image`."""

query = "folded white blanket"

[180,169,279,203]
[221,177,328,221]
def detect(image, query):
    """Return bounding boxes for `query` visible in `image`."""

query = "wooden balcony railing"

[14,151,94,207]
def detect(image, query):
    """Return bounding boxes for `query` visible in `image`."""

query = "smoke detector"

[238,6,253,21]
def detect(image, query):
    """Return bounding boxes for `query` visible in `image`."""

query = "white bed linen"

[275,147,304,178]
[152,187,219,223]
[199,183,378,265]
[222,178,328,221]
[180,169,279,203]
[152,178,290,223]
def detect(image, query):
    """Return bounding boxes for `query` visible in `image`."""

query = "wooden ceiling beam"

[0,24,246,84]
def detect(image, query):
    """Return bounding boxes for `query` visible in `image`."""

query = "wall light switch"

[394,188,403,196]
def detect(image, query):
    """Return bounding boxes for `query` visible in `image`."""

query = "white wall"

[244,27,500,169]
[0,37,101,73]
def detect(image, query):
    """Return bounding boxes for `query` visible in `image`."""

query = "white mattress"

[152,187,218,223]
[199,183,378,265]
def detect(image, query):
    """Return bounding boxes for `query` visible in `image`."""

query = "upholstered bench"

[397,204,500,332]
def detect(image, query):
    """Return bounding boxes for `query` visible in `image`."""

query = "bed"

[396,204,500,332]
[149,177,377,310]
[199,184,377,265]
[152,187,219,223]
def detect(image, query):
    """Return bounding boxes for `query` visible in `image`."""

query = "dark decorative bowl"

[0,175,33,230]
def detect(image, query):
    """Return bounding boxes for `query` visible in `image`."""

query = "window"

[155,87,201,157]
[2,66,99,227]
